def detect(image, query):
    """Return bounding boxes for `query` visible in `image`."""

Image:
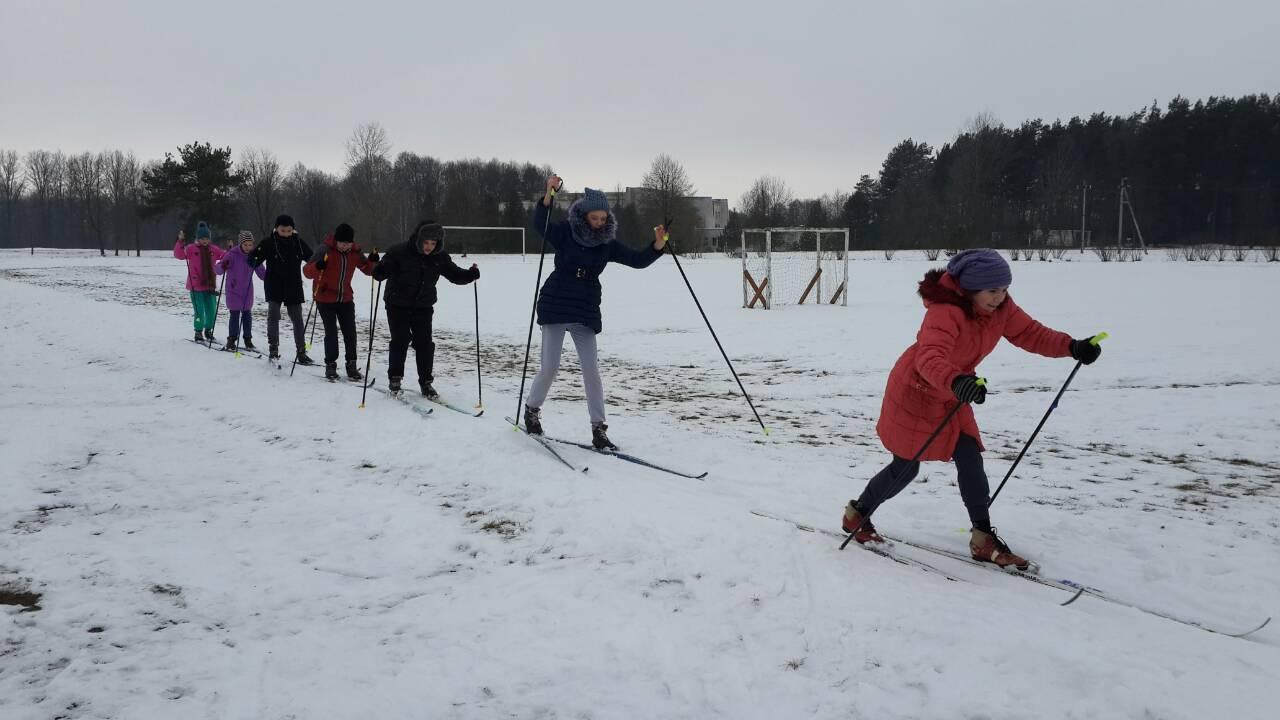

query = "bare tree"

[0,150,24,248]
[239,147,283,236]
[343,123,394,245]
[67,152,108,255]
[640,153,695,218]
[25,150,66,254]
[740,176,794,227]
[105,150,141,256]
[283,162,339,243]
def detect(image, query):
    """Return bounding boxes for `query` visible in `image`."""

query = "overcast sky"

[2,0,1277,204]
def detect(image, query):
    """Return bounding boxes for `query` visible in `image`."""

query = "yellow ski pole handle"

[1090,332,1109,346]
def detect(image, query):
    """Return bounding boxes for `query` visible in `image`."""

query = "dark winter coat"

[372,224,478,309]
[249,231,312,305]
[214,244,267,311]
[876,269,1072,461]
[303,234,376,304]
[530,200,662,333]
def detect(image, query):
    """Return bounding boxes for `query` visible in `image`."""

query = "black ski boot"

[243,337,256,351]
[295,349,315,366]
[224,337,238,353]
[591,422,617,451]
[324,362,339,381]
[204,328,215,343]
[421,383,440,401]
[346,363,363,381]
[194,330,204,342]
[268,344,280,360]
[523,405,543,435]
[388,376,403,394]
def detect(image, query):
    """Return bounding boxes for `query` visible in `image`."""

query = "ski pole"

[474,280,483,411]
[839,381,983,551]
[291,294,317,377]
[360,268,382,409]
[514,177,560,428]
[307,255,325,350]
[988,333,1108,507]
[208,270,226,349]
[661,217,769,436]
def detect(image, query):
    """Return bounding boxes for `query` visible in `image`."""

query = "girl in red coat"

[303,223,377,381]
[843,249,1101,569]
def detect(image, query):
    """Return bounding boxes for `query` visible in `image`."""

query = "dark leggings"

[855,434,992,530]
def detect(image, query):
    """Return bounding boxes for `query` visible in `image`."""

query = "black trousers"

[855,434,992,529]
[318,302,358,366]
[385,305,434,385]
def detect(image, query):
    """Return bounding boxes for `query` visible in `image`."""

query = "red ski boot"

[970,528,1030,571]
[841,502,885,544]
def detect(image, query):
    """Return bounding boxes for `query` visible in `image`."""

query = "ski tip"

[694,472,709,480]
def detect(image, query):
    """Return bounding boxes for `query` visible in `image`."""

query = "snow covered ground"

[1,247,1278,719]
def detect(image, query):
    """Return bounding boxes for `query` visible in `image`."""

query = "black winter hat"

[275,214,295,229]
[334,223,355,244]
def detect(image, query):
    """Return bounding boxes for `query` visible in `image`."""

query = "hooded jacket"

[529,199,662,334]
[173,239,226,292]
[875,269,1072,461]
[372,221,478,309]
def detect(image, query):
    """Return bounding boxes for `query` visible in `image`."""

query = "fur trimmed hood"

[919,268,974,317]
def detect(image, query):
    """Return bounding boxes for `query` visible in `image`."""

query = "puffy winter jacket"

[174,239,226,292]
[303,234,376,304]
[876,269,1072,461]
[529,200,662,333]
[249,231,312,305]
[215,245,267,311]
[373,223,478,309]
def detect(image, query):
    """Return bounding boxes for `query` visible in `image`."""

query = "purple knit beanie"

[946,249,1012,290]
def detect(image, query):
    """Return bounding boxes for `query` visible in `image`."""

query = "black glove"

[314,255,327,270]
[471,266,480,280]
[1070,337,1102,365]
[367,251,380,264]
[951,375,987,404]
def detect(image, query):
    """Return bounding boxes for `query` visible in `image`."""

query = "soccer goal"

[741,228,849,309]
[442,225,528,258]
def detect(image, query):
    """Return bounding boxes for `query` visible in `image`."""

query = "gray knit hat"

[579,188,610,214]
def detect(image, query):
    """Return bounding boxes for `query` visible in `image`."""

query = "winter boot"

[388,376,403,394]
[224,337,238,353]
[204,328,215,342]
[970,528,1030,571]
[523,405,543,435]
[324,362,339,381]
[243,337,256,351]
[268,344,280,360]
[194,330,204,342]
[346,363,363,381]
[591,422,617,451]
[421,383,440,401]
[841,501,885,544]
[295,349,315,366]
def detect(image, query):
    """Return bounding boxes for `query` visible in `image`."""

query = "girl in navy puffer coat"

[524,175,669,450]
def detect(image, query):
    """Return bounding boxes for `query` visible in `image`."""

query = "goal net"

[741,228,849,309]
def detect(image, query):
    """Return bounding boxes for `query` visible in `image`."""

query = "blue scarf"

[567,200,617,248]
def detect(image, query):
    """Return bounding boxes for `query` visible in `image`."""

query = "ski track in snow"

[1,249,1278,719]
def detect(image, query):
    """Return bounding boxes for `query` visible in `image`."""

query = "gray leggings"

[526,323,605,424]
[267,301,306,351]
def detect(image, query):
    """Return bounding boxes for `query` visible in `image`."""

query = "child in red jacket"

[843,249,1102,569]
[303,223,377,381]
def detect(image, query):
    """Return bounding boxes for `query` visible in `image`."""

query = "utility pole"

[1080,183,1090,252]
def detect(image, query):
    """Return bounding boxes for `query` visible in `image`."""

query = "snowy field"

[1,247,1278,719]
